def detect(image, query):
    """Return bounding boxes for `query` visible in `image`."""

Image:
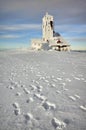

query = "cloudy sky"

[0,0,86,50]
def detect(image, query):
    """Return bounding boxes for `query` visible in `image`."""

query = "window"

[50,21,53,29]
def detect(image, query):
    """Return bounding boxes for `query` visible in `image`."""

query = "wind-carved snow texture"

[0,50,86,130]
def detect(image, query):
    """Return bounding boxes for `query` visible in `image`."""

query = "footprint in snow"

[81,78,85,81]
[14,108,21,115]
[31,80,35,83]
[42,101,56,110]
[13,82,19,88]
[34,93,47,101]
[69,96,76,101]
[26,97,34,103]
[74,94,80,99]
[56,90,61,94]
[51,117,66,129]
[52,79,57,82]
[12,102,21,115]
[35,81,39,84]
[8,86,14,90]
[50,83,56,88]
[57,77,62,81]
[15,92,21,96]
[36,85,43,92]
[44,79,49,83]
[63,87,68,91]
[21,84,25,88]
[80,105,86,112]
[11,81,20,88]
[24,113,34,124]
[24,113,33,121]
[10,81,15,85]
[36,85,43,90]
[61,83,66,86]
[65,78,71,82]
[74,77,80,80]
[30,84,37,91]
[64,118,71,125]
[23,88,30,94]
[12,102,19,108]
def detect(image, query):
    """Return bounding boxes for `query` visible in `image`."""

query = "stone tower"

[42,12,54,41]
[31,12,70,51]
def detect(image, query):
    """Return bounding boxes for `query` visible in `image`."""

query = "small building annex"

[31,12,70,51]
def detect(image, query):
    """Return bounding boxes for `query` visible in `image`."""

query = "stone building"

[31,12,70,51]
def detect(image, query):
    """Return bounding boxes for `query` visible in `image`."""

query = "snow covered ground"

[0,50,86,130]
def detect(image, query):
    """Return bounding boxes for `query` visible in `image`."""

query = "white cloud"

[68,37,86,42]
[55,24,86,34]
[0,34,21,39]
[0,24,41,31]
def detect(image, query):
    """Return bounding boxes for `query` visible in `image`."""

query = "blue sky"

[0,0,86,50]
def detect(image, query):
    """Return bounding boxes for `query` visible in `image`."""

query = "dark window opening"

[50,21,53,29]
